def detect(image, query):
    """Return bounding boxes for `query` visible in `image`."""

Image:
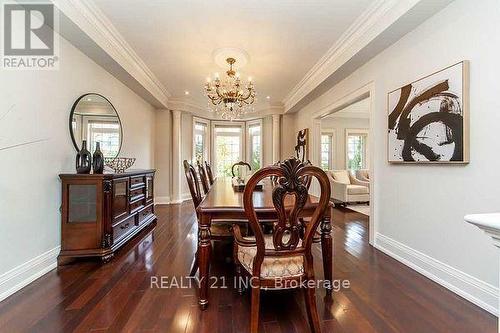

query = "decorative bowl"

[104,157,136,173]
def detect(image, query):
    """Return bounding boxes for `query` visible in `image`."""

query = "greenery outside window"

[346,129,368,170]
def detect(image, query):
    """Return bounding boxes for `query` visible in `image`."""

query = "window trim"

[320,128,335,170]
[246,119,263,170]
[192,116,211,164]
[345,128,369,170]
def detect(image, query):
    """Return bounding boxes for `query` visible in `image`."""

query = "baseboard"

[170,193,192,204]
[0,246,60,302]
[374,233,498,316]
[155,196,171,205]
[155,193,192,205]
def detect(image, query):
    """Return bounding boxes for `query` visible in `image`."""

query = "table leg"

[320,211,333,294]
[198,213,212,310]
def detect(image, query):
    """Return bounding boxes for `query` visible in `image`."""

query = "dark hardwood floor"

[0,203,496,332]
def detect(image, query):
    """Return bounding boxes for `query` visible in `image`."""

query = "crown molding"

[282,0,422,112]
[52,0,170,108]
[168,97,284,120]
[325,112,370,120]
[168,97,206,114]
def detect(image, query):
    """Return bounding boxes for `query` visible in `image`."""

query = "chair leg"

[236,265,244,295]
[303,283,322,333]
[250,286,261,333]
[189,250,198,277]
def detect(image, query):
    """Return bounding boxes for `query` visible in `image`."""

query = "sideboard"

[58,169,157,264]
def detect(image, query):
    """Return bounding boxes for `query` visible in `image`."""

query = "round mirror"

[69,93,123,159]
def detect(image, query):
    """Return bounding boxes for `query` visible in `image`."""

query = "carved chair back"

[204,161,215,185]
[243,158,331,277]
[231,161,252,178]
[183,160,202,208]
[197,160,210,194]
[301,160,313,190]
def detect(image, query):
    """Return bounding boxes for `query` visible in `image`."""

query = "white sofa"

[327,170,369,206]
[355,169,369,182]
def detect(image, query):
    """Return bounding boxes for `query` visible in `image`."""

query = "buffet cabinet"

[58,170,157,264]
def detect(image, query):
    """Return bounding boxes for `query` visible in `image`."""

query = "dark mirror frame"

[69,93,123,158]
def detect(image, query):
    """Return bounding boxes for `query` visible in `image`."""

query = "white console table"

[465,213,500,332]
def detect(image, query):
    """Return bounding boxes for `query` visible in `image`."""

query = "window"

[212,123,244,177]
[247,120,262,170]
[320,132,334,170]
[86,120,121,158]
[346,130,368,170]
[193,118,209,163]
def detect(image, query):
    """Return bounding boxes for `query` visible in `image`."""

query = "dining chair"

[183,160,245,276]
[196,160,210,195]
[231,161,252,178]
[233,158,330,333]
[204,161,215,185]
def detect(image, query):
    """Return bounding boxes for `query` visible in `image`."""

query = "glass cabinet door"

[68,184,97,223]
[113,178,129,220]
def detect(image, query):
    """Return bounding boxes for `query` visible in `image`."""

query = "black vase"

[76,140,92,174]
[92,142,104,174]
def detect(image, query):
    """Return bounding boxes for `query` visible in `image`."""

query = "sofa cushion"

[331,170,350,184]
[347,185,369,195]
[356,169,369,180]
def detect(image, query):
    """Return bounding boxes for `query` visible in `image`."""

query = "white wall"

[181,113,194,198]
[262,116,273,166]
[294,0,500,314]
[281,113,297,160]
[0,35,156,297]
[154,110,172,204]
[320,117,369,170]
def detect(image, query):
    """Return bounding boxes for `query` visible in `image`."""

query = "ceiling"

[323,97,370,119]
[92,0,374,111]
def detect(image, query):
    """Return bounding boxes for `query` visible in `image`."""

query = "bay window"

[193,117,210,163]
[246,120,262,171]
[212,122,244,177]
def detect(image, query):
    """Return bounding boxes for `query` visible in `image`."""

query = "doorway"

[310,83,375,244]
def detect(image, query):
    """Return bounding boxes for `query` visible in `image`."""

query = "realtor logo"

[2,2,59,69]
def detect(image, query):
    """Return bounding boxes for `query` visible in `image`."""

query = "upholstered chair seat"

[237,235,304,278]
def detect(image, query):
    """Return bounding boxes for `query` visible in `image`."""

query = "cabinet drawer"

[129,200,144,214]
[129,187,145,203]
[137,205,154,226]
[130,176,145,188]
[113,216,136,242]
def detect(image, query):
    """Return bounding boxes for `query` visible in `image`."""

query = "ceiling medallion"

[205,57,256,120]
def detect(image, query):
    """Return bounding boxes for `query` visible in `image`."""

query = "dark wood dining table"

[195,177,333,310]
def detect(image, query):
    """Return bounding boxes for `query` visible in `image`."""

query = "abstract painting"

[294,128,309,162]
[388,61,469,163]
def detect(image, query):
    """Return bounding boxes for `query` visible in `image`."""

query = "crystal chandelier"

[205,57,256,120]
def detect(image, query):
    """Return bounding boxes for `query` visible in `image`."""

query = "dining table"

[195,177,333,310]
